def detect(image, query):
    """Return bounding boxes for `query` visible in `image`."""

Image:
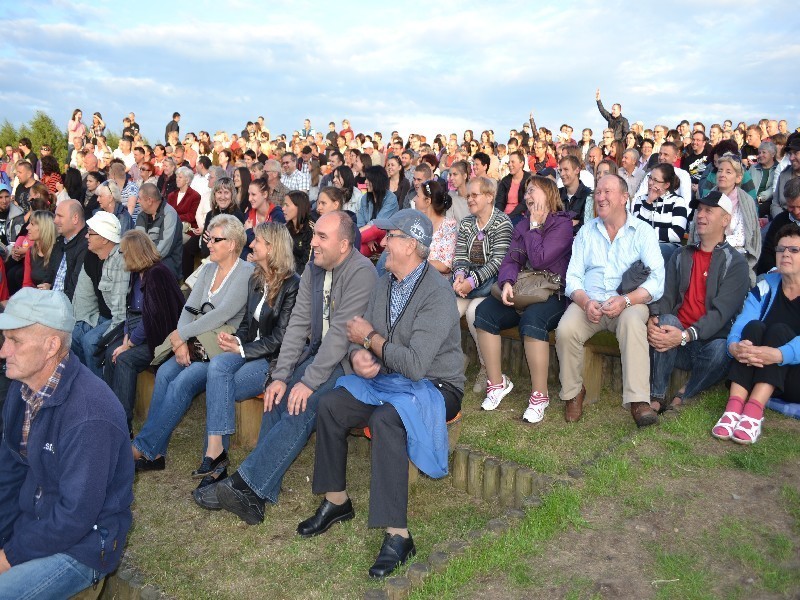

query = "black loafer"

[368,532,416,578]
[192,450,229,478]
[215,473,265,525]
[134,455,165,472]
[296,498,354,538]
[192,471,227,511]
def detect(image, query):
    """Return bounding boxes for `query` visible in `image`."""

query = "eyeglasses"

[140,168,151,173]
[467,193,483,199]
[87,231,100,236]
[184,301,215,316]
[649,178,667,185]
[776,245,800,254]
[385,232,411,240]
[207,237,228,244]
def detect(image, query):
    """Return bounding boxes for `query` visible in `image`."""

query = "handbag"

[150,325,236,366]
[491,269,562,310]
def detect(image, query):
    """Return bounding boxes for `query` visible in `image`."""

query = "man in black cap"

[770,132,800,218]
[296,209,465,578]
[648,191,749,413]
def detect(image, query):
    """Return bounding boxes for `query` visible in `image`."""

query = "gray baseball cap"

[374,209,433,247]
[0,288,76,332]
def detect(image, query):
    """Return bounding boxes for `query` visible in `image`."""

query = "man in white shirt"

[112,136,136,171]
[191,156,213,227]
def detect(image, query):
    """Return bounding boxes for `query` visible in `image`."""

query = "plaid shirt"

[281,169,311,192]
[389,260,426,327]
[19,356,68,457]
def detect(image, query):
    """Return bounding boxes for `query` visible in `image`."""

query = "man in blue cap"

[0,288,133,597]
[296,209,465,578]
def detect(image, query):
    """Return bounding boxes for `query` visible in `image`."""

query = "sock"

[742,400,764,420]
[724,396,745,415]
[229,471,253,493]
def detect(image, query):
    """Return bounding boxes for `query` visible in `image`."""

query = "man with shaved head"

[51,200,88,300]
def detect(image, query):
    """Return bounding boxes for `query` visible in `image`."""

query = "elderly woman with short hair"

[96,180,134,234]
[132,215,255,471]
[168,165,202,242]
[749,141,778,218]
[157,157,178,201]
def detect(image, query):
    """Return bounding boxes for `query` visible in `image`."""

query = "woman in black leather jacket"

[194,221,299,485]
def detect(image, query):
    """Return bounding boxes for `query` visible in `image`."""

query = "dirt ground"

[464,460,800,600]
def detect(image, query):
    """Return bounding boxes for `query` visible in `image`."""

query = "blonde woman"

[22,210,57,289]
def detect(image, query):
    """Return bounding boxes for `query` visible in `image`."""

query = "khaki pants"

[555,302,650,406]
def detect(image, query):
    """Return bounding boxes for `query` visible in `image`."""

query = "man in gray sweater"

[296,209,465,579]
[195,212,377,522]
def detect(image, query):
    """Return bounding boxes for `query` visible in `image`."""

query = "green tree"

[27,111,68,170]
[0,120,18,153]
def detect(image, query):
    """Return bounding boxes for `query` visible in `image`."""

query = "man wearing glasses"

[297,209,465,578]
[279,152,310,192]
[648,190,749,414]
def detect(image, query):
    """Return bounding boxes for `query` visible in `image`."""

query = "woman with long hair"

[191,222,299,490]
[282,190,313,274]
[22,210,57,289]
[312,186,362,250]
[386,155,411,210]
[234,166,252,211]
[40,155,63,196]
[245,177,286,232]
[357,165,398,255]
[7,189,52,294]
[332,165,363,213]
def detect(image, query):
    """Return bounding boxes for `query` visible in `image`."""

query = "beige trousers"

[555,302,650,406]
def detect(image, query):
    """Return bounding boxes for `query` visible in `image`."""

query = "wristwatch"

[623,295,632,309]
[680,330,688,346]
[363,330,378,350]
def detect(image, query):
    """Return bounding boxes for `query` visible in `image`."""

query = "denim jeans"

[104,341,153,432]
[132,356,210,459]
[205,353,271,439]
[475,294,566,342]
[0,552,99,599]
[650,313,731,400]
[237,355,344,503]
[71,316,111,378]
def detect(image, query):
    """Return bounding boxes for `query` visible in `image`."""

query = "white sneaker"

[522,392,549,424]
[481,375,514,411]
[472,364,488,394]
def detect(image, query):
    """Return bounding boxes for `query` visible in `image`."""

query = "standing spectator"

[67,109,86,149]
[165,112,181,143]
[595,89,630,140]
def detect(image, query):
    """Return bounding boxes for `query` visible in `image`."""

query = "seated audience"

[51,199,88,300]
[21,210,57,290]
[168,166,202,242]
[135,183,183,280]
[631,163,690,262]
[96,180,133,234]
[757,178,800,275]
[283,190,314,274]
[558,155,592,232]
[415,179,456,274]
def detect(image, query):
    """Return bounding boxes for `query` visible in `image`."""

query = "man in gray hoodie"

[297,209,466,579]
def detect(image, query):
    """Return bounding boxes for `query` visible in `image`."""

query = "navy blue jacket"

[0,352,134,572]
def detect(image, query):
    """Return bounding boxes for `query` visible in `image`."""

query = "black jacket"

[234,272,301,361]
[495,171,532,220]
[50,224,89,300]
[596,100,630,141]
[559,181,593,233]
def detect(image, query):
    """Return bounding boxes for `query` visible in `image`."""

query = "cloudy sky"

[2,1,797,144]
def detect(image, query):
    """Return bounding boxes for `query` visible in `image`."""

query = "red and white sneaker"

[522,391,549,424]
[731,414,763,445]
[481,375,514,411]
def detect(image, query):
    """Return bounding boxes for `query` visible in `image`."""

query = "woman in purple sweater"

[474,176,573,423]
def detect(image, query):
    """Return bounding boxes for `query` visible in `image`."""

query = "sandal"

[711,411,741,440]
[731,414,763,445]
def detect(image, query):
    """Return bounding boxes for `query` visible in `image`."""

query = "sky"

[1,0,798,145]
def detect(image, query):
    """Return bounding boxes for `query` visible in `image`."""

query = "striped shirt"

[631,191,690,244]
[20,356,68,457]
[452,208,513,288]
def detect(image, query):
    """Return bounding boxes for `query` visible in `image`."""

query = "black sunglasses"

[184,301,215,316]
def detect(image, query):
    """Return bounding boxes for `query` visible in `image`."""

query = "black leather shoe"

[215,474,265,525]
[192,450,229,478]
[192,471,227,511]
[134,455,165,472]
[296,498,354,538]
[368,532,416,578]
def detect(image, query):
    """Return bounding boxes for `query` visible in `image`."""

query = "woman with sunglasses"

[132,215,254,471]
[192,222,299,490]
[712,222,800,444]
[103,230,184,434]
[453,176,513,394]
[182,176,246,278]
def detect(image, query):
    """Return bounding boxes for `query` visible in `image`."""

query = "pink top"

[505,180,520,215]
[68,120,86,145]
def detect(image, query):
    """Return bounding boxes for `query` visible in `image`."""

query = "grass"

[126,368,800,600]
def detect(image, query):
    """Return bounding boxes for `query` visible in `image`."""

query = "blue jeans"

[474,293,566,342]
[649,314,731,400]
[205,353,271,441]
[238,355,344,503]
[104,341,153,432]
[72,317,111,378]
[133,356,210,459]
[0,552,99,599]
[659,242,680,264]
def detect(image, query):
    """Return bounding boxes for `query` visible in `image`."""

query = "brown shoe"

[564,386,586,423]
[630,402,658,428]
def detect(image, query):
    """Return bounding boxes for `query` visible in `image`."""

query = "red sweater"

[167,187,201,232]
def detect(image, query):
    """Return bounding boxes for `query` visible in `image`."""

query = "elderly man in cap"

[297,209,465,578]
[0,288,133,598]
[648,191,750,413]
[71,212,129,377]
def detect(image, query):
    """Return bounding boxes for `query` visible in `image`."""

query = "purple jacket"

[497,211,573,290]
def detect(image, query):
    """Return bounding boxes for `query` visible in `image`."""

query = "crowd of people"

[0,96,798,593]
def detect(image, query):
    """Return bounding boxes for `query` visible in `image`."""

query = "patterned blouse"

[429,217,458,270]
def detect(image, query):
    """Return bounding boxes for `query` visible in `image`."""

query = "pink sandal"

[731,414,763,445]
[711,411,741,440]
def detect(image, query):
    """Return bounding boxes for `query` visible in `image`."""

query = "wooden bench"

[349,412,463,484]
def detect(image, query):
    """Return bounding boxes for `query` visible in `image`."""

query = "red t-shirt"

[677,249,712,329]
[505,180,520,215]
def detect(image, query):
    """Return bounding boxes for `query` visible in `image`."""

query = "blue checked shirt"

[389,260,427,327]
